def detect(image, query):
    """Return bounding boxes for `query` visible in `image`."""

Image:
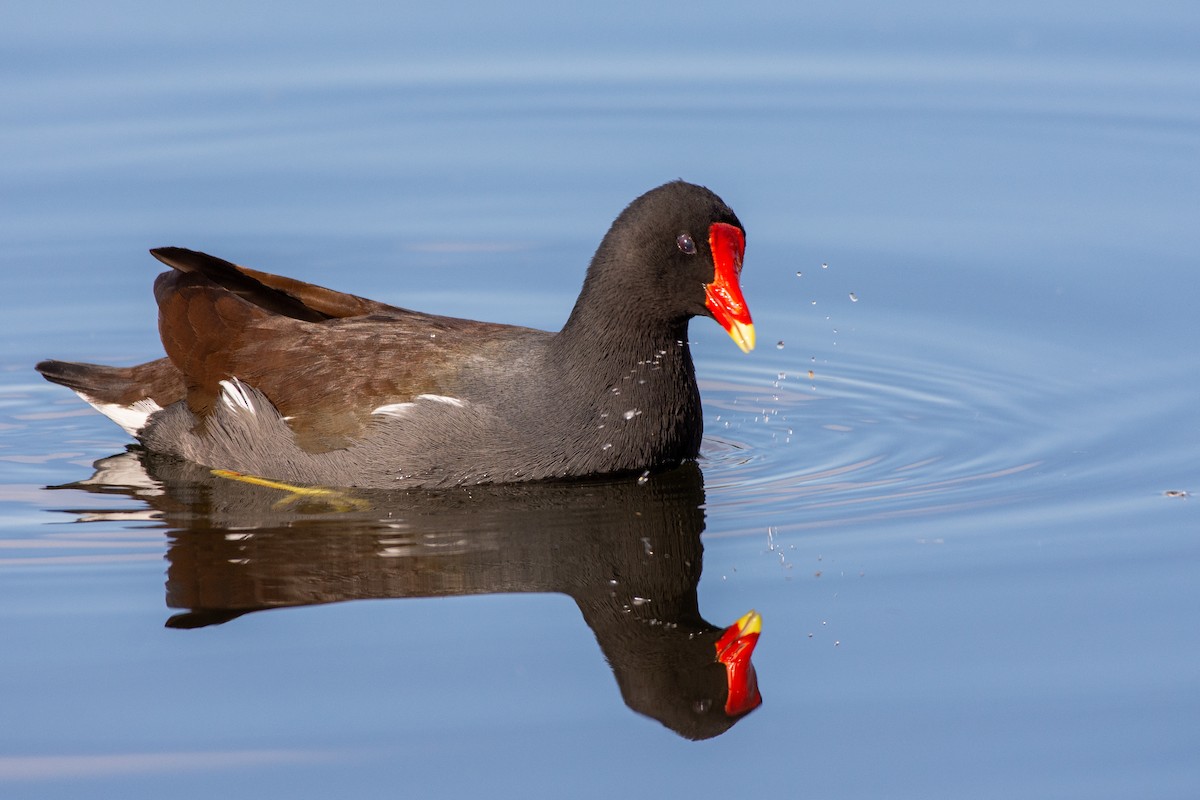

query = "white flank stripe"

[372,395,465,417]
[371,402,416,417]
[218,378,256,414]
[415,394,466,407]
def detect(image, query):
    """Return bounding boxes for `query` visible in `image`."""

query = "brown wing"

[152,248,519,452]
[150,247,398,319]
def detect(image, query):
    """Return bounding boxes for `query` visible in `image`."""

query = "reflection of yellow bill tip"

[734,609,763,635]
[727,320,756,353]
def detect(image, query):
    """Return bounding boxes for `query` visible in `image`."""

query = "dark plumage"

[36,181,755,488]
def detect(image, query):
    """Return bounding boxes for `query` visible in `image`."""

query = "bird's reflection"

[55,449,762,740]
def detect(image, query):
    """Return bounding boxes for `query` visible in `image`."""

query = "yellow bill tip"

[727,320,756,354]
[733,609,762,635]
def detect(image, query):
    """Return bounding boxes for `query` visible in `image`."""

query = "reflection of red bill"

[715,609,762,716]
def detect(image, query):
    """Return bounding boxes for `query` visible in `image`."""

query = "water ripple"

[695,319,1139,536]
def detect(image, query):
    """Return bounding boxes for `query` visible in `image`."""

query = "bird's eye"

[676,233,697,255]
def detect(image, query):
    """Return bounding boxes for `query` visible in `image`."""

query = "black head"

[571,181,755,351]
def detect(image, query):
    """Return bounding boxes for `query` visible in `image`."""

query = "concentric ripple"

[694,313,1155,538]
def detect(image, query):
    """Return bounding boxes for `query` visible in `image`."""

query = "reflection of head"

[598,610,763,741]
[55,451,763,739]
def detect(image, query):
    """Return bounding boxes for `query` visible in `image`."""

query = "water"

[3,2,1199,798]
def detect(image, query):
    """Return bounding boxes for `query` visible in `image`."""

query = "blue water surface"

[2,2,1198,798]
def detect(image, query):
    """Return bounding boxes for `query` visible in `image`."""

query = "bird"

[36,180,755,489]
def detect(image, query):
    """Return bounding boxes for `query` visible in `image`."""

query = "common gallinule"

[36,180,755,488]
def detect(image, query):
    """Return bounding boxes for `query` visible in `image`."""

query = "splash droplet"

[821,262,828,269]
[600,442,612,451]
[849,292,858,302]
[637,470,650,486]
[775,340,785,350]
[795,271,803,278]
[623,409,642,420]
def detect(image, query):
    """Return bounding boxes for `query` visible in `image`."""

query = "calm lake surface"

[2,2,1198,798]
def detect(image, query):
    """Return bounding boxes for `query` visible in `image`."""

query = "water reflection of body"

[59,451,762,740]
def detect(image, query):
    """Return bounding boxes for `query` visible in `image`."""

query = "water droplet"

[821,262,828,269]
[795,271,803,278]
[623,409,641,420]
[609,387,620,395]
[600,442,612,451]
[637,470,650,486]
[775,340,785,350]
[641,536,654,555]
[849,292,858,302]
[631,596,651,606]
[777,372,787,380]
